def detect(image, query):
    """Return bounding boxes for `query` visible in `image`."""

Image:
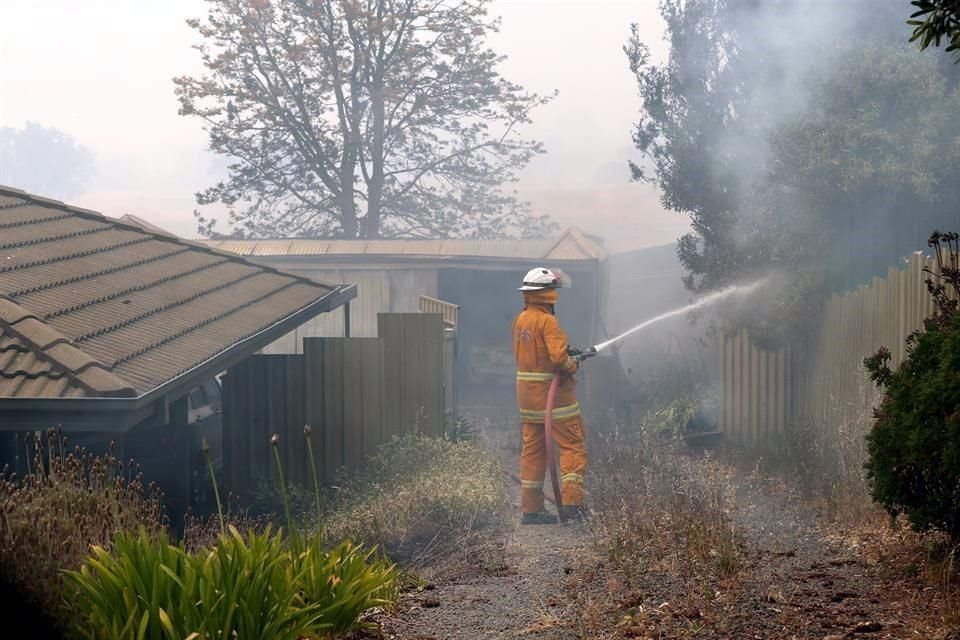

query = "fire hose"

[546,346,596,522]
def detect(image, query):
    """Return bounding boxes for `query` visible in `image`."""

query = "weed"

[446,416,476,443]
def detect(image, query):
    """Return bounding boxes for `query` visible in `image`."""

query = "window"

[188,388,204,410]
[201,379,221,406]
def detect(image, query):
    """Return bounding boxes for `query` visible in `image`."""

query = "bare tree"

[176,0,555,239]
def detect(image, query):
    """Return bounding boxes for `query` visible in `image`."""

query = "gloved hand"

[567,346,597,363]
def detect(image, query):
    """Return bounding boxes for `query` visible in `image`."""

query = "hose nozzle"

[567,345,597,362]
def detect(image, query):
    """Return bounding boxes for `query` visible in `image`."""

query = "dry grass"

[761,366,881,526]
[320,434,510,573]
[182,493,267,552]
[578,379,960,637]
[589,428,740,589]
[0,429,167,623]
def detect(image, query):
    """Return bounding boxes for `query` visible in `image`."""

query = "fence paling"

[222,313,447,493]
[720,254,938,448]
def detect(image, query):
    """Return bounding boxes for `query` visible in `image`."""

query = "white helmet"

[518,267,561,291]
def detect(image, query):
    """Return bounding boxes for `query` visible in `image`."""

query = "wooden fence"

[221,313,446,494]
[720,253,946,448]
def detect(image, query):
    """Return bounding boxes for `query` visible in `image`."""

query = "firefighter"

[513,267,588,524]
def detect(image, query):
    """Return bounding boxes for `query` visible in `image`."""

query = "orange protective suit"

[512,288,587,513]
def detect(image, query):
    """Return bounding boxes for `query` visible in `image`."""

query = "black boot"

[561,505,590,523]
[520,510,558,525]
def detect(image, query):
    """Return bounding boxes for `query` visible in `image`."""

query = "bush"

[321,434,507,561]
[67,526,397,639]
[0,430,166,621]
[866,232,960,538]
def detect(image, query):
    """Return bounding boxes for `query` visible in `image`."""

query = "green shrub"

[68,428,399,640]
[68,526,314,640]
[299,536,398,634]
[866,231,960,538]
[67,526,397,639]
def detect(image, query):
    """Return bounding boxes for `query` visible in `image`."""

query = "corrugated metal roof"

[204,228,606,261]
[0,185,343,398]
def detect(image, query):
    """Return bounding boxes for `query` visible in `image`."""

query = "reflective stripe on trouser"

[516,371,556,382]
[518,402,580,423]
[519,416,587,513]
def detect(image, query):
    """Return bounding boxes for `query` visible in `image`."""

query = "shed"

[204,228,608,412]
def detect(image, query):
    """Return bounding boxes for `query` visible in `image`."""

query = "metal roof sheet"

[0,185,344,398]
[204,229,605,261]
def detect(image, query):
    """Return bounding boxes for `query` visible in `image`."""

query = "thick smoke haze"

[0,0,688,252]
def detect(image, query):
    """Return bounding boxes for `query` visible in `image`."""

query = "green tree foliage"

[0,122,93,199]
[768,45,960,289]
[865,232,960,538]
[909,0,960,61]
[625,0,747,294]
[176,0,554,239]
[627,0,960,344]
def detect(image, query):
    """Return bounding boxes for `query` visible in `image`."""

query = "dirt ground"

[565,472,956,640]
[379,454,593,640]
[378,444,957,639]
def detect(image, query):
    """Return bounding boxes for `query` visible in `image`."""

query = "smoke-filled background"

[621,0,959,348]
[3,0,956,416]
[0,0,957,393]
[0,0,686,252]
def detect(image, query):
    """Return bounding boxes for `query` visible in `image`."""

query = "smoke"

[702,0,910,196]
[629,0,960,353]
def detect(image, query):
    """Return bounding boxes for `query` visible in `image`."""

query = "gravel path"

[382,469,592,639]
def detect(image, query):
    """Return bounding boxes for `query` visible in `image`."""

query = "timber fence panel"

[718,252,944,450]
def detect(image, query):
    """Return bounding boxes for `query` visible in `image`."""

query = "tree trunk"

[339,133,359,237]
[364,79,385,239]
[339,186,359,238]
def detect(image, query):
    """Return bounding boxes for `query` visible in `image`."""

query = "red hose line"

[545,373,566,522]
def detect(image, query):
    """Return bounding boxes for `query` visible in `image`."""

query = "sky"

[0,0,689,253]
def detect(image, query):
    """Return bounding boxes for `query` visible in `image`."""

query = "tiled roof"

[203,228,608,262]
[0,185,347,399]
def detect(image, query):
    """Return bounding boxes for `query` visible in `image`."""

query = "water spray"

[530,278,767,520]
[592,278,767,354]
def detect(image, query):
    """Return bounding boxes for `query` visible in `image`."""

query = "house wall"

[260,268,438,354]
